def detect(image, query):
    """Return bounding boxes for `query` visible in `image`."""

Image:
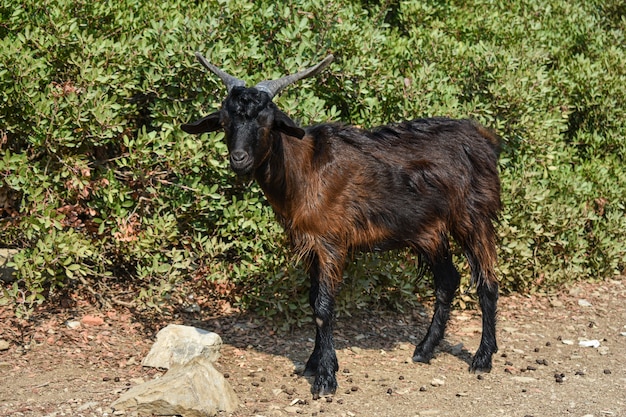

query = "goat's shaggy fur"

[182,55,502,397]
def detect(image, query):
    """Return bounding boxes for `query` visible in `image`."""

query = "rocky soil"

[1,276,625,417]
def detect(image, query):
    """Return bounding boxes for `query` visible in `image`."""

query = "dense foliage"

[1,0,624,323]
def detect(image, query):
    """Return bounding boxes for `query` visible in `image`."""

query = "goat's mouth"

[230,159,254,176]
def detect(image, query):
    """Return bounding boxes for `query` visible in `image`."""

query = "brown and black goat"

[182,53,502,398]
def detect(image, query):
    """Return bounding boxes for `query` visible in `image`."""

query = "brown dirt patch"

[1,277,625,416]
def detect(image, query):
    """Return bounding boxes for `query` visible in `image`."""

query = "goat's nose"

[231,150,247,162]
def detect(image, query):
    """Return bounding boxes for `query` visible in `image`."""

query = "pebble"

[66,320,81,329]
[511,376,536,383]
[81,315,105,326]
[578,299,593,307]
[561,339,574,345]
[579,339,601,348]
[0,340,9,351]
[430,378,445,387]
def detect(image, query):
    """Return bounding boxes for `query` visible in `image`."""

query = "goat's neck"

[254,131,311,222]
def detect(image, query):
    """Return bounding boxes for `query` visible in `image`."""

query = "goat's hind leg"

[469,267,498,372]
[413,248,461,364]
[465,247,499,373]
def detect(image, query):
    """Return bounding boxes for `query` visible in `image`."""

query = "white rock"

[430,378,445,387]
[561,339,575,345]
[112,356,238,416]
[142,324,222,369]
[66,321,81,329]
[511,376,536,383]
[579,339,601,348]
[578,299,593,307]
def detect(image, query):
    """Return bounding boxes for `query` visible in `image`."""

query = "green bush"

[1,0,624,321]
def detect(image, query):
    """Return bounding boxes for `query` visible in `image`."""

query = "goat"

[182,53,502,398]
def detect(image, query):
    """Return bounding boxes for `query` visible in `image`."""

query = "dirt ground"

[1,276,625,417]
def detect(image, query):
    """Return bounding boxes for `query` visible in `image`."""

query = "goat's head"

[182,53,334,175]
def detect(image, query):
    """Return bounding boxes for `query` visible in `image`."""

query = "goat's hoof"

[311,374,337,398]
[412,349,432,364]
[469,354,493,373]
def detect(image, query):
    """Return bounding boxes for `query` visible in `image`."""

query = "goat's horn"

[194,52,246,92]
[254,55,334,98]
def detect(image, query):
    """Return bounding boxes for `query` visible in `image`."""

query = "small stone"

[66,321,81,329]
[603,369,612,375]
[350,346,363,354]
[578,339,600,348]
[430,378,445,387]
[561,339,574,345]
[511,377,536,383]
[81,315,105,326]
[578,299,592,307]
[0,340,10,351]
[456,392,469,397]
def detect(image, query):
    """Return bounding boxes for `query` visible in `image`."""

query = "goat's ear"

[274,110,306,139]
[181,112,221,134]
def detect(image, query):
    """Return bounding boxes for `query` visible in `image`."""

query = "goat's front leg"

[303,253,339,397]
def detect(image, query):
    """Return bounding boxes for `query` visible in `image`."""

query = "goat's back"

[283,117,501,258]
